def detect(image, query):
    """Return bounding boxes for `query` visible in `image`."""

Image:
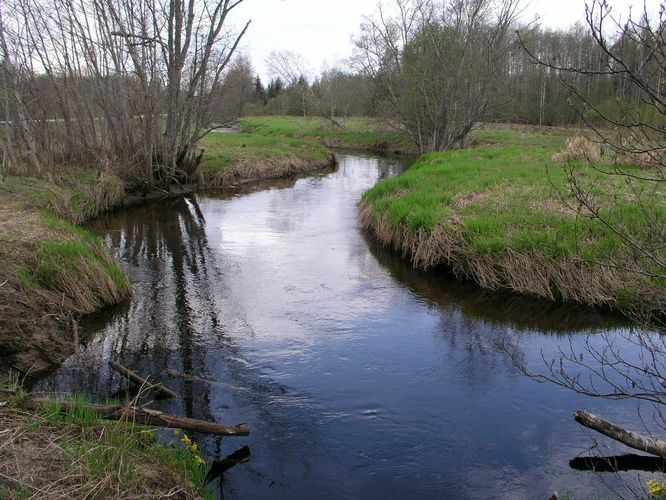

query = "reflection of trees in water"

[375,156,414,181]
[117,196,224,422]
[43,196,221,423]
[41,195,323,494]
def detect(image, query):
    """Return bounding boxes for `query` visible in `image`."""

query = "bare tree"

[210,54,254,124]
[353,0,522,153]
[0,0,249,189]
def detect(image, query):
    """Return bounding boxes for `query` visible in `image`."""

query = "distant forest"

[228,24,661,128]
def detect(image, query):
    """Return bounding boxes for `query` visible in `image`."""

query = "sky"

[231,0,638,81]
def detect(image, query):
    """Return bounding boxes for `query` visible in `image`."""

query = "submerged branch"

[110,361,178,399]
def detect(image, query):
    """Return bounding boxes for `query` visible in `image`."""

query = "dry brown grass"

[358,200,647,309]
[552,136,602,163]
[201,154,338,189]
[617,148,666,169]
[0,390,202,499]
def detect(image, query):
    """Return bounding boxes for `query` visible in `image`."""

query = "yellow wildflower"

[194,456,205,465]
[648,479,665,495]
[173,429,181,436]
[190,443,199,453]
[181,435,192,446]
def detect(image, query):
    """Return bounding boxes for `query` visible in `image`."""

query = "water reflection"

[365,235,626,334]
[38,155,649,499]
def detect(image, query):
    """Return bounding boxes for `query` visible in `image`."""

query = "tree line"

[0,0,249,188]
[1,0,663,169]
[228,1,663,153]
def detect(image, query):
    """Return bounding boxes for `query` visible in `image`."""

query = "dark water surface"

[39,154,651,499]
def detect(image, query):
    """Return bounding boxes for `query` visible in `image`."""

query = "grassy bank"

[0,387,211,499]
[0,173,131,379]
[360,124,665,315]
[199,131,337,188]
[239,116,414,154]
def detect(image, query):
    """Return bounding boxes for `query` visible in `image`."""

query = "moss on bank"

[360,124,665,316]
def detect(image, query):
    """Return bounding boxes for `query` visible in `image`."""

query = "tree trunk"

[19,396,250,436]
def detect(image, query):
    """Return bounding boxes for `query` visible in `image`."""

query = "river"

[37,153,653,499]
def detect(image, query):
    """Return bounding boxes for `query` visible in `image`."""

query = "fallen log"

[18,397,250,437]
[574,410,666,459]
[570,454,666,473]
[110,361,178,399]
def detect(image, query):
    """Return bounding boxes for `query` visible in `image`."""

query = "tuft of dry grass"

[552,136,602,163]
[617,147,666,169]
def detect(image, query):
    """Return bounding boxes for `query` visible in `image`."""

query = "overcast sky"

[232,0,638,81]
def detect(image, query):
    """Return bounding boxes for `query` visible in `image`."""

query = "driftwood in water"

[163,369,252,394]
[570,454,666,473]
[206,446,252,482]
[110,361,178,399]
[17,397,250,436]
[575,410,666,459]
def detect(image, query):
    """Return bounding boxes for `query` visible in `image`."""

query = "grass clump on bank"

[360,124,665,315]
[199,131,338,188]
[0,387,211,499]
[0,173,131,380]
[239,116,414,154]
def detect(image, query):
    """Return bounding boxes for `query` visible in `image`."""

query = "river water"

[38,153,653,499]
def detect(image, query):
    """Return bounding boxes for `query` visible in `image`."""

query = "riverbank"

[0,173,131,380]
[199,131,338,188]
[0,386,211,499]
[0,128,334,497]
[360,124,665,317]
[0,123,344,382]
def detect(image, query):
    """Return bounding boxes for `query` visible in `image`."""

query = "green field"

[361,124,665,314]
[238,116,414,154]
[200,131,332,171]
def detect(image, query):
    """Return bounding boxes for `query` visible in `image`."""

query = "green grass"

[0,172,131,376]
[239,116,414,153]
[200,131,332,173]
[361,124,665,312]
